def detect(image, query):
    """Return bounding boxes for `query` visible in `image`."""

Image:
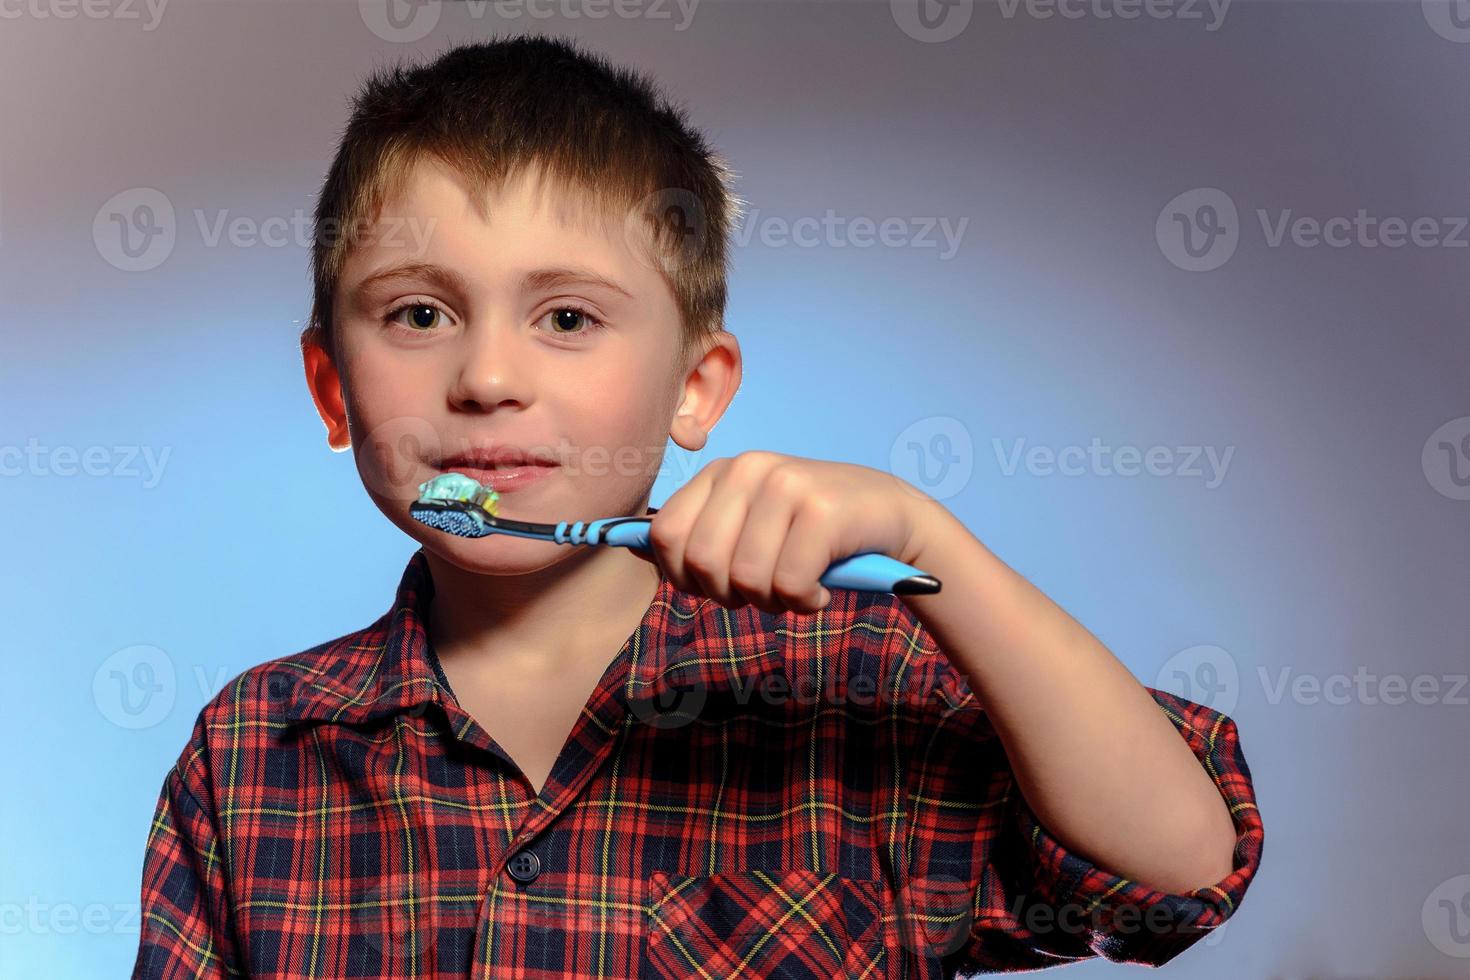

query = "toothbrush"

[410,471,941,596]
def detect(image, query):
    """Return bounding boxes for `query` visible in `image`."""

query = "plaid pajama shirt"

[133,547,1263,979]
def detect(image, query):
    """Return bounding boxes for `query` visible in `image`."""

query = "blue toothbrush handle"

[587,517,940,596]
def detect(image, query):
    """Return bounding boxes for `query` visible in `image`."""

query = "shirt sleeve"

[901,673,1264,974]
[132,712,245,979]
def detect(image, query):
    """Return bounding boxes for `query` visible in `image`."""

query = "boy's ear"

[670,330,742,453]
[303,340,351,452]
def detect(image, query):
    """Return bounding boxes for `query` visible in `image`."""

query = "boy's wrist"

[896,485,973,571]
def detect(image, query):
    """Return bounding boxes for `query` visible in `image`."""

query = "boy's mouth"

[436,447,560,493]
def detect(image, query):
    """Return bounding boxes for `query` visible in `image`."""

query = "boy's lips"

[434,462,558,492]
[434,444,562,492]
[439,445,558,468]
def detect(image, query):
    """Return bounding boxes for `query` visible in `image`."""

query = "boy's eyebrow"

[523,267,634,300]
[349,262,634,301]
[351,262,469,299]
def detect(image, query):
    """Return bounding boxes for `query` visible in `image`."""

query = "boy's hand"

[636,451,938,614]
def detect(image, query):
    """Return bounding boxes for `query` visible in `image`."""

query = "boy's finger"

[648,477,715,596]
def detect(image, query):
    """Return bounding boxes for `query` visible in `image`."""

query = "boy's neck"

[422,543,664,680]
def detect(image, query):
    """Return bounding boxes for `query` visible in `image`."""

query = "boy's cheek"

[351,409,442,500]
[562,428,671,490]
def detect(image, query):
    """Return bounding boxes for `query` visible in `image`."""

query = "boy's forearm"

[897,500,1239,895]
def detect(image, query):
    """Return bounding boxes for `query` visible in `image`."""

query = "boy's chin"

[414,525,582,576]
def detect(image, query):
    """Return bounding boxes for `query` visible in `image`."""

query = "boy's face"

[304,156,735,574]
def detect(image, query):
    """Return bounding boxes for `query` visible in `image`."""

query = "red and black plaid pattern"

[133,547,1263,979]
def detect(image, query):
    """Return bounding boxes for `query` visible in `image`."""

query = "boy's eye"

[543,306,605,337]
[385,302,445,332]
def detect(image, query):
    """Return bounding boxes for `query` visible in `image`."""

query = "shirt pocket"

[644,867,887,979]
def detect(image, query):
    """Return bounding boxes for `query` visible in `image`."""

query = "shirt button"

[506,849,542,884]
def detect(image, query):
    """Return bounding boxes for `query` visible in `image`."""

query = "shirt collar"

[282,547,792,728]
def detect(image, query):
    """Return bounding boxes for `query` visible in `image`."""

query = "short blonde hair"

[300,34,744,367]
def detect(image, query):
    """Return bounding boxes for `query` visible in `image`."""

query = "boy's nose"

[447,324,535,412]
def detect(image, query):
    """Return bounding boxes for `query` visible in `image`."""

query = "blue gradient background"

[3,1,1469,976]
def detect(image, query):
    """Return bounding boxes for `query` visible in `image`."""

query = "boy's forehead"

[396,158,639,248]
[349,156,662,288]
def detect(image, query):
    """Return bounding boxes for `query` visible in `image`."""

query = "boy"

[133,34,1262,979]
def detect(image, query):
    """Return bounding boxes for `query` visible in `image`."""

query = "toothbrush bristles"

[409,504,495,539]
[410,472,502,538]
